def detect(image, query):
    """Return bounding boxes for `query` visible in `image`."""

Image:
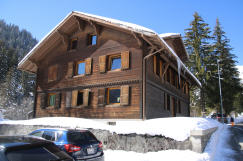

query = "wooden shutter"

[98,88,106,106]
[83,89,90,106]
[65,91,72,108]
[54,92,61,109]
[121,51,130,70]
[99,55,106,73]
[85,58,92,75]
[72,90,78,107]
[66,62,74,78]
[120,85,129,106]
[40,93,47,109]
[48,65,58,82]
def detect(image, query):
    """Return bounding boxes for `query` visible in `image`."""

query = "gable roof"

[18,11,200,87]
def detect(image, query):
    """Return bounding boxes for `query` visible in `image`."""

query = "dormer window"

[69,38,78,50]
[87,34,97,46]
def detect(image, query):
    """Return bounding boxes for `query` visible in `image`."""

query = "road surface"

[228,123,243,160]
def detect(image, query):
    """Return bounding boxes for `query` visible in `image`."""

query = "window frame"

[77,90,84,106]
[48,93,56,107]
[107,87,121,105]
[108,54,121,71]
[69,38,78,50]
[75,60,86,76]
[87,34,97,46]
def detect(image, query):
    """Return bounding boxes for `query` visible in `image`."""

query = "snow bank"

[0,117,222,141]
[235,116,243,124]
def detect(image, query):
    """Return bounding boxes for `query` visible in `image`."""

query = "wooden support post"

[162,63,169,78]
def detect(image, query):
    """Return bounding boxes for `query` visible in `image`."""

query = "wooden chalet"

[18,11,201,119]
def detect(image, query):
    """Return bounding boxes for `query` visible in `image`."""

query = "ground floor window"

[77,91,84,106]
[48,93,56,106]
[167,94,170,111]
[107,88,121,104]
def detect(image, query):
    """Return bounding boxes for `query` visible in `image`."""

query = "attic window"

[87,34,97,46]
[69,38,78,50]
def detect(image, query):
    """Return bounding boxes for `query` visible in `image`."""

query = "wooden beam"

[75,17,86,31]
[56,30,69,46]
[87,20,103,36]
[141,34,154,48]
[131,32,142,48]
[162,63,169,78]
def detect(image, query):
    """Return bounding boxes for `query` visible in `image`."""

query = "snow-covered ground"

[235,115,243,124]
[0,117,236,161]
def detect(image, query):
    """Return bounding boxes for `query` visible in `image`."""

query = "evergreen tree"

[184,12,212,113]
[207,19,241,115]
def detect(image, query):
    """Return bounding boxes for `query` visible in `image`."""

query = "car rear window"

[67,131,97,144]
[6,144,72,161]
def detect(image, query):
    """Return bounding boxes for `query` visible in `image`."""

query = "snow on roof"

[18,11,200,86]
[0,117,221,141]
[74,11,156,36]
[159,33,181,38]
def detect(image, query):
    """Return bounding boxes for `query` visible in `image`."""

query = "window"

[87,34,97,46]
[178,100,181,113]
[48,65,58,82]
[107,88,120,104]
[167,94,170,111]
[70,38,78,50]
[108,55,121,71]
[77,91,84,106]
[48,93,56,106]
[76,61,86,75]
[71,89,90,107]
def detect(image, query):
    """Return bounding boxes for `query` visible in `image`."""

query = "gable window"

[69,38,78,50]
[87,34,97,46]
[48,93,56,106]
[107,88,120,104]
[76,61,86,75]
[108,55,121,71]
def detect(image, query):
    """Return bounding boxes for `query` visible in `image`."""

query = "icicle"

[177,58,182,85]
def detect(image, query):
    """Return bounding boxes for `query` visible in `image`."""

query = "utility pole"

[217,59,224,122]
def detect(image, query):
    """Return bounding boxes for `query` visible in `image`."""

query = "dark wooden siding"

[35,24,142,119]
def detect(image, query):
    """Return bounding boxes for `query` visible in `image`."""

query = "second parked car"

[29,128,104,161]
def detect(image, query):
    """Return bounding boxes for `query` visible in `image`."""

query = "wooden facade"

[18,12,200,119]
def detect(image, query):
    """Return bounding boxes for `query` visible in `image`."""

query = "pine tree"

[207,19,242,115]
[184,12,212,114]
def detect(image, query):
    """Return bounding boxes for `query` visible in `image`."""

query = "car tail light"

[64,144,81,152]
[98,142,103,149]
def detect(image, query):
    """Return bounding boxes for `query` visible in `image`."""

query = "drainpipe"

[142,48,163,120]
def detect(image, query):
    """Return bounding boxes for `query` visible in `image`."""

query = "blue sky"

[1,0,243,65]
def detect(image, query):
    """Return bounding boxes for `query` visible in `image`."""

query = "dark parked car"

[211,113,227,123]
[0,135,73,161]
[29,128,104,161]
